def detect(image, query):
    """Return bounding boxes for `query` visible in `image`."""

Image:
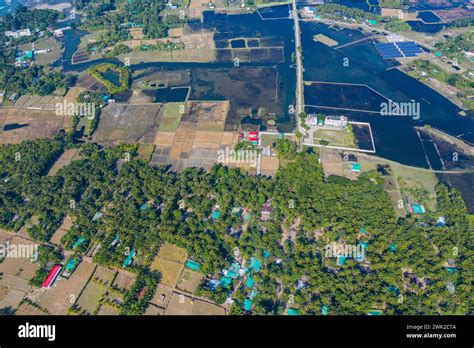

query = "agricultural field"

[149,284,173,309]
[164,293,225,315]
[0,233,39,311]
[260,156,280,176]
[150,101,236,172]
[19,37,63,66]
[150,243,187,288]
[92,104,162,145]
[358,154,438,212]
[158,103,183,133]
[26,259,96,315]
[112,270,136,292]
[177,268,203,294]
[312,128,356,148]
[0,108,72,144]
[50,216,76,246]
[74,265,116,314]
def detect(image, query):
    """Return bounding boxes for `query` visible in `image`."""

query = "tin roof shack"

[260,201,273,221]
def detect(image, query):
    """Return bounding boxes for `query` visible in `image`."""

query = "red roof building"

[41,264,62,289]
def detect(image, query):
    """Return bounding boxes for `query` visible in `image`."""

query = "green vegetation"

[434,31,474,63]
[121,268,160,315]
[0,135,471,314]
[29,245,63,287]
[87,63,130,94]
[76,90,108,136]
[408,60,474,109]
[0,65,73,97]
[384,19,411,32]
[78,0,185,39]
[275,138,298,161]
[378,0,402,8]
[0,5,64,32]
[137,41,185,52]
[316,4,412,32]
[86,28,132,55]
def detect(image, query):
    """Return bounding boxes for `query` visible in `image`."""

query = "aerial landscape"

[0,0,472,341]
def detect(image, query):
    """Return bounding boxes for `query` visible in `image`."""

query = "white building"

[325,116,348,129]
[386,33,405,43]
[4,29,31,38]
[303,7,315,15]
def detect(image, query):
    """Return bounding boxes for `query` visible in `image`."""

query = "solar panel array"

[374,41,423,59]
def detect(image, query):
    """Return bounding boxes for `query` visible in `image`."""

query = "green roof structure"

[351,163,361,172]
[139,203,151,211]
[367,310,382,316]
[249,289,258,299]
[412,204,425,214]
[123,249,135,267]
[389,242,397,252]
[226,262,240,279]
[219,276,232,288]
[244,212,251,222]
[337,255,346,266]
[243,299,252,311]
[246,276,254,288]
[321,305,329,315]
[212,211,221,220]
[72,237,86,250]
[185,260,200,271]
[287,308,298,316]
[360,227,366,234]
[65,258,78,272]
[249,257,262,272]
[92,211,103,221]
[262,250,270,259]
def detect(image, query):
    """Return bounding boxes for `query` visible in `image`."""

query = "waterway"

[300,20,474,168]
[57,5,472,168]
[60,6,297,132]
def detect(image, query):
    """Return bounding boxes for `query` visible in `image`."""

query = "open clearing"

[0,233,39,310]
[50,215,76,246]
[48,149,82,176]
[75,265,114,314]
[150,101,235,172]
[26,259,96,315]
[164,292,225,315]
[150,243,187,288]
[92,104,162,145]
[177,268,203,294]
[312,128,355,148]
[0,108,71,144]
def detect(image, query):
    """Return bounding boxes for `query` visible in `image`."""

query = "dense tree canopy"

[0,135,471,315]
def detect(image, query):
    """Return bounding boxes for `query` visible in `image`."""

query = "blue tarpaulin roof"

[123,249,135,267]
[72,237,86,250]
[412,204,425,214]
[321,305,329,315]
[243,299,252,311]
[246,276,254,288]
[287,308,298,315]
[219,276,232,287]
[185,260,200,271]
[249,257,262,272]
